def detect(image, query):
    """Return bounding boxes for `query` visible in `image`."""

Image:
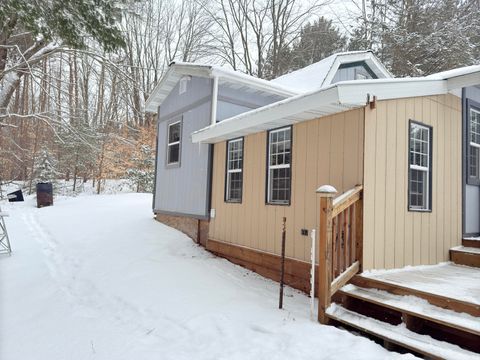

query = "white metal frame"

[0,208,11,255]
[267,127,291,205]
[167,120,181,165]
[225,138,243,202]
[409,123,430,211]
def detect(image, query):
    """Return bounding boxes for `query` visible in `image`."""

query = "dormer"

[271,50,392,92]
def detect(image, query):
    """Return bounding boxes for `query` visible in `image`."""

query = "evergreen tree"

[33,147,58,184]
[126,145,155,193]
[264,17,346,78]
[57,121,99,191]
[290,18,347,70]
[348,0,480,76]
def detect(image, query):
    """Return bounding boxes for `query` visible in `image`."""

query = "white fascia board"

[145,64,296,113]
[321,57,341,87]
[365,56,394,79]
[337,79,448,104]
[211,68,297,97]
[191,86,340,143]
[145,65,212,113]
[446,71,480,90]
[192,78,452,144]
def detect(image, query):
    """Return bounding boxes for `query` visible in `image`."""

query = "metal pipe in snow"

[279,217,286,309]
[210,76,219,126]
[310,229,316,320]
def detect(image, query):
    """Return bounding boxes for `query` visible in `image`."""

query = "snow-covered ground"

[0,179,134,200]
[0,193,414,359]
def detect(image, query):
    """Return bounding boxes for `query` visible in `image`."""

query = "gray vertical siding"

[464,85,480,235]
[153,76,288,218]
[154,77,213,218]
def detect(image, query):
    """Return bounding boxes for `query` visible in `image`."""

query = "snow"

[327,304,478,360]
[341,284,480,333]
[363,263,480,305]
[426,65,480,80]
[271,53,338,91]
[451,245,480,254]
[316,184,338,194]
[270,50,393,92]
[0,193,411,360]
[0,179,134,200]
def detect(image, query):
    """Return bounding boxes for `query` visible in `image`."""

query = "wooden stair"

[450,242,480,268]
[461,238,480,249]
[327,275,480,359]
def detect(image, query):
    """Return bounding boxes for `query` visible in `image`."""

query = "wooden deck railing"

[317,184,363,324]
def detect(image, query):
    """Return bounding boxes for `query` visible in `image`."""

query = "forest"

[0,0,479,194]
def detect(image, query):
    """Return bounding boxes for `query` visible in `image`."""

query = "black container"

[36,182,53,208]
[7,189,24,202]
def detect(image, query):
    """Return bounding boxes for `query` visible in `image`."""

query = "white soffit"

[145,63,297,113]
[191,78,449,144]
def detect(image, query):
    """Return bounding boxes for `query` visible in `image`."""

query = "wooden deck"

[360,262,480,308]
[328,263,480,358]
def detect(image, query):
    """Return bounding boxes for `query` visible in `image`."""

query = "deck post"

[355,197,363,272]
[316,185,337,324]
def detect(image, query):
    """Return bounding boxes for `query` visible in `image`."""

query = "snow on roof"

[145,62,297,112]
[192,65,480,144]
[271,50,393,92]
[426,65,480,80]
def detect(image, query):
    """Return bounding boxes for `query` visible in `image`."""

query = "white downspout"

[210,75,219,126]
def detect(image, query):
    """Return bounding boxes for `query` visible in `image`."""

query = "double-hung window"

[267,127,291,205]
[469,106,480,181]
[408,121,432,211]
[225,138,243,202]
[167,120,181,166]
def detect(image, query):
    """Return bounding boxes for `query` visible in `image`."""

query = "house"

[146,52,480,355]
[191,63,480,355]
[188,58,476,262]
[145,62,295,245]
[146,51,392,246]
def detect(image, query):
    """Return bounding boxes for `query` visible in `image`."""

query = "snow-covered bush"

[33,147,58,185]
[126,145,155,193]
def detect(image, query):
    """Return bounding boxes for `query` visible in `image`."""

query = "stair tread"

[451,246,480,254]
[339,284,480,335]
[327,304,479,360]
[463,237,480,241]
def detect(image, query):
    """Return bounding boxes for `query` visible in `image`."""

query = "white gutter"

[446,71,480,91]
[210,75,219,126]
[192,78,451,144]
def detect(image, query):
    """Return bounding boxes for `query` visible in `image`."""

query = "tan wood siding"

[209,109,364,262]
[363,95,462,270]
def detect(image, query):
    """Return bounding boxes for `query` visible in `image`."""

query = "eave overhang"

[191,78,450,144]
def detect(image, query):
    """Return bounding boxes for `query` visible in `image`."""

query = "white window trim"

[409,122,431,211]
[267,127,291,205]
[179,76,191,95]
[470,108,480,147]
[468,107,480,182]
[167,120,181,166]
[225,138,243,202]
